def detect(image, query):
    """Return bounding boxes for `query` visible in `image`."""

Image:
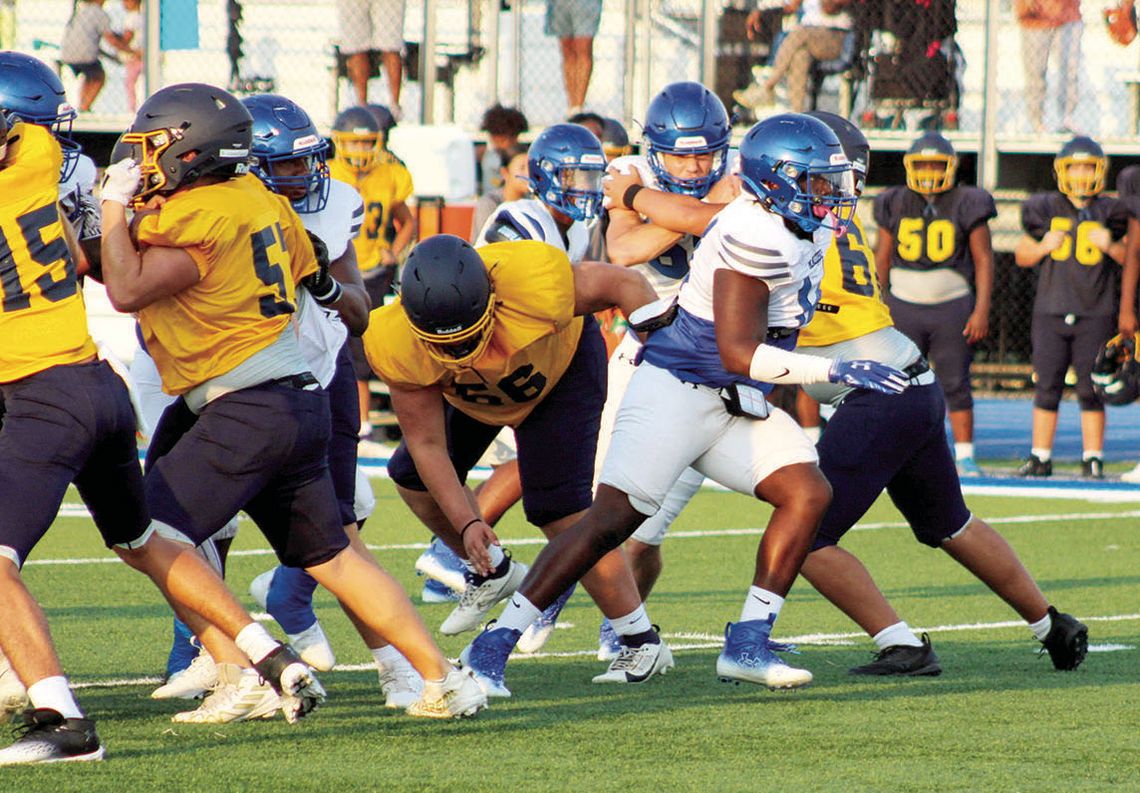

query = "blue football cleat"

[956,457,983,477]
[414,537,468,594]
[421,577,461,604]
[165,617,201,679]
[597,619,622,661]
[716,618,813,690]
[517,583,576,653]
[459,624,521,698]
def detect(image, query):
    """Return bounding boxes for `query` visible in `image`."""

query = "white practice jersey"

[643,194,831,390]
[59,153,99,240]
[474,197,591,261]
[293,180,364,387]
[607,154,697,300]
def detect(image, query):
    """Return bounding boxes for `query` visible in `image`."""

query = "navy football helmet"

[737,113,856,234]
[243,94,330,213]
[1055,135,1106,200]
[331,106,382,171]
[904,132,957,195]
[642,81,730,197]
[600,117,631,160]
[805,110,870,196]
[1092,333,1140,406]
[528,123,606,221]
[365,104,398,137]
[0,52,80,182]
[400,234,495,367]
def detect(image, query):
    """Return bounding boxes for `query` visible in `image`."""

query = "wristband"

[312,279,343,307]
[459,518,483,537]
[622,184,644,211]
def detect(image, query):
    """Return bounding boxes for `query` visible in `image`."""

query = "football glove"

[828,359,909,395]
[100,158,142,206]
[301,230,343,306]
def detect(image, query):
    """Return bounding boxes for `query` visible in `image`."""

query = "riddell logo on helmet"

[293,135,320,150]
[57,102,74,115]
[219,147,250,158]
[829,153,849,166]
[435,323,464,334]
[674,135,709,149]
[580,154,605,165]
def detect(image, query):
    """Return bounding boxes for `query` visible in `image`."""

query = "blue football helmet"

[737,113,856,234]
[243,94,330,213]
[0,52,80,182]
[642,81,731,197]
[528,123,606,221]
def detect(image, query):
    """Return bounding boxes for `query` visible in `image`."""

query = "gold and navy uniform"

[800,216,892,347]
[363,240,584,427]
[0,122,96,383]
[873,185,996,281]
[1021,192,1128,318]
[329,153,413,273]
[134,173,317,394]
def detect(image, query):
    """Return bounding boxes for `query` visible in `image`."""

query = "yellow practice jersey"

[0,122,96,382]
[363,240,584,426]
[134,173,317,395]
[329,154,413,273]
[799,216,893,347]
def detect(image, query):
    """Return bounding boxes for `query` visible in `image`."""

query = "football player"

[327,105,416,437]
[1014,136,1127,479]
[0,91,312,766]
[873,132,996,477]
[1113,168,1140,482]
[461,113,907,697]
[100,83,484,721]
[365,233,670,694]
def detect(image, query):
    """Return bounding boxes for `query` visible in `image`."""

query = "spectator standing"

[1015,0,1082,134]
[1013,136,1127,478]
[546,0,603,117]
[336,0,405,112]
[471,145,529,240]
[59,0,131,112]
[479,103,528,196]
[119,0,144,113]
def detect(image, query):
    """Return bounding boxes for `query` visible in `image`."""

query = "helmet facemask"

[332,130,382,171]
[904,153,957,194]
[409,291,497,369]
[1055,155,1106,200]
[741,158,857,234]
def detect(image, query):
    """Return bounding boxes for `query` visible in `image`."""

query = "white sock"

[234,622,281,665]
[740,587,784,623]
[872,621,923,650]
[27,676,83,719]
[463,543,506,574]
[1083,449,1103,462]
[609,605,652,637]
[1031,447,1052,462]
[496,593,543,633]
[370,644,405,669]
[1029,612,1052,641]
[803,425,822,444]
[954,442,975,461]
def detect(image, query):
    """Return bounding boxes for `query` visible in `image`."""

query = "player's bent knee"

[1033,390,1063,412]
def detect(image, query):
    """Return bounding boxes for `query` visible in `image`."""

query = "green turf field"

[6,481,1138,792]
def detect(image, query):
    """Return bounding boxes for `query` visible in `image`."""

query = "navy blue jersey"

[1021,192,1127,317]
[873,185,996,282]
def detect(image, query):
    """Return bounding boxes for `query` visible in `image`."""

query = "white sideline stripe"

[69,613,1138,690]
[30,509,1140,567]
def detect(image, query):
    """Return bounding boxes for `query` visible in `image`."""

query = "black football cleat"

[0,708,104,766]
[1080,457,1105,479]
[1040,607,1089,671]
[1018,454,1053,477]
[849,633,942,677]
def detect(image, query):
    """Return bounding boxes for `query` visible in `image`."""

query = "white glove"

[100,158,142,206]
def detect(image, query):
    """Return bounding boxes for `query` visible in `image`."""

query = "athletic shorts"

[600,362,818,516]
[337,0,406,54]
[545,0,603,38]
[327,345,362,526]
[0,362,149,568]
[389,316,607,526]
[144,380,349,569]
[65,61,104,81]
[812,380,971,550]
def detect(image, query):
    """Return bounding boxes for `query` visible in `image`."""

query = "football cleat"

[252,645,326,723]
[286,621,336,673]
[1121,462,1140,484]
[0,709,103,766]
[151,651,218,700]
[592,634,674,684]
[849,633,942,676]
[1081,457,1105,480]
[421,578,461,603]
[516,583,576,654]
[597,619,622,662]
[171,665,280,723]
[0,652,29,723]
[249,568,333,670]
[406,667,487,719]
[459,624,521,698]
[1040,607,1089,671]
[414,538,468,594]
[1018,454,1052,478]
[439,557,529,636]
[956,457,983,478]
[164,617,201,680]
[716,619,813,690]
[377,652,424,709]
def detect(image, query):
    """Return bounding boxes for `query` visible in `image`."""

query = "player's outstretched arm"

[605,168,724,237]
[571,260,658,318]
[605,203,685,265]
[327,242,371,336]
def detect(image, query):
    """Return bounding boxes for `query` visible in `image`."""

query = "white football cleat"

[406,667,487,719]
[439,558,528,636]
[0,651,29,723]
[592,639,674,684]
[287,622,336,673]
[414,541,468,594]
[377,653,424,709]
[516,584,575,654]
[151,652,217,700]
[171,665,280,723]
[1121,462,1140,483]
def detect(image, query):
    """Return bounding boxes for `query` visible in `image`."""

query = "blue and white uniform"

[600,194,826,516]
